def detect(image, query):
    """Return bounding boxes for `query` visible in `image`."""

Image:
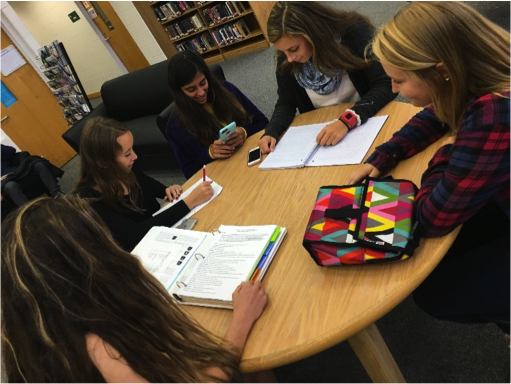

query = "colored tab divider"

[249,227,281,281]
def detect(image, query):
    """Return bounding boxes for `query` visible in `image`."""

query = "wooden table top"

[181,101,460,372]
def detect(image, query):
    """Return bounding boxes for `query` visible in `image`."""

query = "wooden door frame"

[74,1,128,75]
[2,3,127,100]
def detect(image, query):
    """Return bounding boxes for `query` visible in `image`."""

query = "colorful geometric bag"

[303,177,420,266]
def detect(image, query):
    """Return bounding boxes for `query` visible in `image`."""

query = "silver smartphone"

[247,147,262,167]
[177,218,198,230]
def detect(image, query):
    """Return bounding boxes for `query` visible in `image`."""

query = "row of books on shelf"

[202,1,247,26]
[166,13,205,40]
[152,1,194,23]
[176,33,216,54]
[211,19,251,47]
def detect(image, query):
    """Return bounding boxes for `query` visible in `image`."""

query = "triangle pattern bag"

[303,177,420,266]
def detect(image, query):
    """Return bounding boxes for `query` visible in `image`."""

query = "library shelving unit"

[39,40,92,126]
[141,1,272,64]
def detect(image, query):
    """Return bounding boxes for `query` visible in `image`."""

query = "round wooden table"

[181,101,460,382]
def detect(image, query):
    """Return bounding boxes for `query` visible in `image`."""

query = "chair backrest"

[61,61,225,155]
[101,59,173,122]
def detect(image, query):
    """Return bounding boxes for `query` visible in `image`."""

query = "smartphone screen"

[247,147,261,166]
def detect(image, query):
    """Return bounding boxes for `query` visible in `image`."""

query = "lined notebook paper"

[259,116,388,170]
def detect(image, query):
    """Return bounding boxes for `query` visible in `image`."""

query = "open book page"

[176,225,277,303]
[307,115,389,166]
[131,227,208,290]
[259,122,334,170]
[152,177,223,228]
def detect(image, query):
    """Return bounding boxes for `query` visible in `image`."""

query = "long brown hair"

[267,1,372,75]
[168,51,252,145]
[1,196,240,382]
[74,117,142,212]
[371,1,510,133]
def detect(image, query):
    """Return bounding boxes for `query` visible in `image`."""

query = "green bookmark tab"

[270,226,281,242]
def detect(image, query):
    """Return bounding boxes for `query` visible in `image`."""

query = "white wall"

[110,1,166,65]
[9,1,124,95]
[1,1,46,81]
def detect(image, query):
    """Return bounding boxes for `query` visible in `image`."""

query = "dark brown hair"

[74,117,142,212]
[168,51,251,145]
[267,1,373,75]
[1,196,240,382]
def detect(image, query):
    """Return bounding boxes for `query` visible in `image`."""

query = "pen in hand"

[203,165,207,182]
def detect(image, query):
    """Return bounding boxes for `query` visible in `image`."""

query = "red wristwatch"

[339,110,357,131]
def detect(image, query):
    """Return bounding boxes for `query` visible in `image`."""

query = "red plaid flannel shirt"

[366,93,510,237]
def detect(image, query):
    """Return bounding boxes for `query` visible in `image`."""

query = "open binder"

[132,225,287,309]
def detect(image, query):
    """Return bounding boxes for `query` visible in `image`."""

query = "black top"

[76,166,190,251]
[264,21,397,139]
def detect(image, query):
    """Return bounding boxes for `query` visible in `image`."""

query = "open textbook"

[259,115,388,170]
[132,225,287,309]
[152,176,222,228]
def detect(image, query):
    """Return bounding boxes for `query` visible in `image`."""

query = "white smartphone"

[177,218,198,230]
[219,122,236,142]
[247,147,262,167]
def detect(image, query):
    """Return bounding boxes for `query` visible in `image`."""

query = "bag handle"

[324,207,360,219]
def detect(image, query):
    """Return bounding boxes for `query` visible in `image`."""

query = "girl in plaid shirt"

[349,2,510,340]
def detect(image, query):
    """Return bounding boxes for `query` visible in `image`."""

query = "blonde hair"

[1,196,240,382]
[371,1,510,133]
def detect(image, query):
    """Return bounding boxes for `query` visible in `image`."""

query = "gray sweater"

[264,22,397,139]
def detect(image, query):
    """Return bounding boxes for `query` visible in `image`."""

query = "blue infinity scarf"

[294,59,342,95]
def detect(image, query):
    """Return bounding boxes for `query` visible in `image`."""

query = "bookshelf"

[139,1,273,64]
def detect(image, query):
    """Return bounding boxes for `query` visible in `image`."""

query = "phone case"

[219,122,236,141]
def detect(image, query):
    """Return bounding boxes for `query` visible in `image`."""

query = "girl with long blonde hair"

[1,196,268,382]
[348,2,510,338]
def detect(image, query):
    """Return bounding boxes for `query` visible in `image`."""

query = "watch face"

[345,112,353,119]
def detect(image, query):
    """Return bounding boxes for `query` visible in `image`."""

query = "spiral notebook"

[132,225,287,309]
[259,116,388,170]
